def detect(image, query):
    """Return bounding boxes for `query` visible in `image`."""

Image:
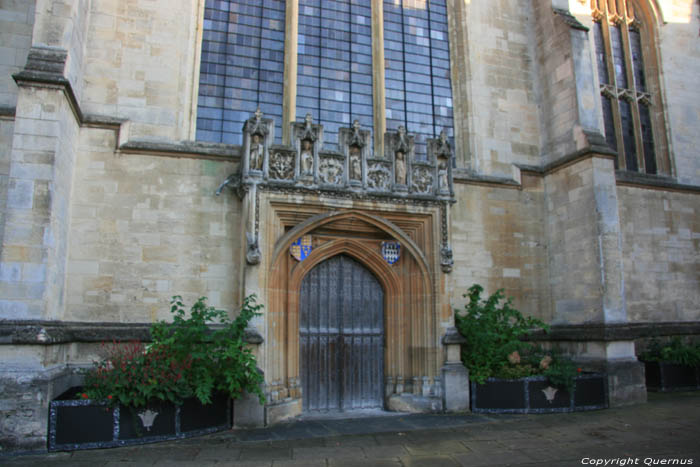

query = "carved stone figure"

[438,159,449,191]
[395,150,407,185]
[300,139,314,176]
[249,133,263,171]
[349,145,361,181]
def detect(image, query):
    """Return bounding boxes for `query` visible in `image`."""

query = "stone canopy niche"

[218,111,463,424]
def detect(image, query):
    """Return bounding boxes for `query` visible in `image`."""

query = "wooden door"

[299,254,384,412]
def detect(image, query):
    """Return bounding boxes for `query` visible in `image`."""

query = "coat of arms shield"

[290,235,313,261]
[381,241,401,265]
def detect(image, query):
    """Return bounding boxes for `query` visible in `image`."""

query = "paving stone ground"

[3,392,699,466]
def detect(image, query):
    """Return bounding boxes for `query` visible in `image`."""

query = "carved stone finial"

[437,130,451,159]
[396,125,409,154]
[349,120,365,148]
[300,113,317,142]
[247,108,269,137]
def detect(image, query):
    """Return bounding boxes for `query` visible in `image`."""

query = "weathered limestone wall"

[31,0,91,102]
[65,128,242,322]
[81,0,200,140]
[617,185,700,323]
[449,0,542,175]
[657,1,700,185]
[533,0,601,164]
[0,120,14,255]
[450,177,550,322]
[0,85,80,320]
[0,0,35,108]
[543,156,626,325]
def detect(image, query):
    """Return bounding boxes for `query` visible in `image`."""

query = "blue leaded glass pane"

[197,0,286,145]
[629,28,646,92]
[610,25,628,89]
[639,103,656,174]
[601,95,617,156]
[383,0,454,159]
[297,0,374,151]
[619,99,637,171]
[593,22,609,86]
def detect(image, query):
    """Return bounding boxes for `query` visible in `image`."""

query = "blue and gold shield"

[290,235,313,261]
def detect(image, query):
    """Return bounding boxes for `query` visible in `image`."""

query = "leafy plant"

[455,284,549,384]
[81,295,265,407]
[81,340,192,407]
[641,337,700,367]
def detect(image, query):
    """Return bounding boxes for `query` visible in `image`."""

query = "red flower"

[107,395,113,400]
[81,393,88,399]
[577,367,582,373]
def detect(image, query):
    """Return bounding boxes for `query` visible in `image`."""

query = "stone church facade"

[0,0,698,452]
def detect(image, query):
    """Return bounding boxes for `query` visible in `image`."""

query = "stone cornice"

[0,320,263,345]
[526,321,700,342]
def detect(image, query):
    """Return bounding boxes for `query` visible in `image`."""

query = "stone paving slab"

[2,392,700,466]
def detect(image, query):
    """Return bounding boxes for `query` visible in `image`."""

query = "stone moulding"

[470,373,608,414]
[0,321,263,345]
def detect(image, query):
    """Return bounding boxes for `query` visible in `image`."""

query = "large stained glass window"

[197,0,285,145]
[384,0,453,158]
[296,0,374,152]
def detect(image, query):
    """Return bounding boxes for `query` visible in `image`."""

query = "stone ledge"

[615,170,700,194]
[526,321,700,342]
[118,139,241,160]
[452,168,520,188]
[0,320,263,345]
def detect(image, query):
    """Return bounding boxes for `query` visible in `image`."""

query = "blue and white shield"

[290,235,313,261]
[381,241,401,265]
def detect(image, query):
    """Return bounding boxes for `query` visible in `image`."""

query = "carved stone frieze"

[411,165,434,194]
[269,150,295,181]
[319,155,344,186]
[367,161,392,191]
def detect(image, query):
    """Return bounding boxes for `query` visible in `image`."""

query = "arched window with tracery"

[591,0,671,175]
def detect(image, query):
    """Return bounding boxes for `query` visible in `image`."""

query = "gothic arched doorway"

[299,254,385,413]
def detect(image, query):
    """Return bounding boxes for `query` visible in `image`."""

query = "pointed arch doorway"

[299,254,385,413]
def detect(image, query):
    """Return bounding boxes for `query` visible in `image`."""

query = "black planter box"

[471,373,608,414]
[48,388,232,451]
[644,361,700,392]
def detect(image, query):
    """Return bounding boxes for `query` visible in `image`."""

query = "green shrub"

[454,284,549,384]
[641,337,700,367]
[454,284,582,390]
[82,295,265,407]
